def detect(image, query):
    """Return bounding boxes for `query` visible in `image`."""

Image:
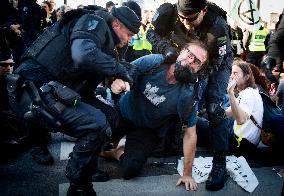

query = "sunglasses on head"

[178,12,200,22]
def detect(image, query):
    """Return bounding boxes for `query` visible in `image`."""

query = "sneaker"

[67,183,97,196]
[31,146,54,165]
[92,170,110,182]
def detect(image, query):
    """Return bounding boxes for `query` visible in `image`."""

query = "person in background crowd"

[146,0,233,191]
[9,6,140,195]
[0,51,14,110]
[1,0,24,65]
[142,9,154,27]
[41,1,56,26]
[244,22,270,67]
[48,0,57,22]
[56,4,72,21]
[17,0,47,45]
[230,20,244,57]
[106,1,116,12]
[226,60,263,156]
[261,8,284,87]
[197,60,263,157]
[120,1,152,62]
[249,63,270,94]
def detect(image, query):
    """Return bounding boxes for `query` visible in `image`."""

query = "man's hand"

[176,175,197,191]
[111,79,130,94]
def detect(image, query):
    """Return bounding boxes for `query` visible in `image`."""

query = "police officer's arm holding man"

[147,0,233,191]
[11,6,141,196]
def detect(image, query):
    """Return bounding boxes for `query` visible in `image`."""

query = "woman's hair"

[233,59,257,90]
[248,63,270,93]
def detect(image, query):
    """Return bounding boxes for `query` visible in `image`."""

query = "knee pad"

[207,103,226,126]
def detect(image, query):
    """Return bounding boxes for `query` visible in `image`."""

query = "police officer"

[147,0,233,191]
[121,1,152,62]
[245,25,269,67]
[262,9,284,81]
[230,21,244,57]
[11,6,140,196]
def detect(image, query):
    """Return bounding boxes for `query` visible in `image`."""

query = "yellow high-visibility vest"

[132,25,152,51]
[248,29,269,52]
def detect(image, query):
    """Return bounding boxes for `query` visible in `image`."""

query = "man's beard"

[173,61,198,84]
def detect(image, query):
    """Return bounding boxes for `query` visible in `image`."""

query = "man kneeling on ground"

[104,40,209,191]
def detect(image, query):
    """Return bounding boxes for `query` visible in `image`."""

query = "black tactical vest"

[21,10,87,84]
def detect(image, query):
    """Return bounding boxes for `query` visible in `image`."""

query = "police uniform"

[267,9,284,73]
[231,26,244,57]
[246,26,269,67]
[146,0,233,191]
[11,7,140,195]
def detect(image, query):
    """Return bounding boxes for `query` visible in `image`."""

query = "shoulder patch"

[218,45,227,56]
[72,14,107,36]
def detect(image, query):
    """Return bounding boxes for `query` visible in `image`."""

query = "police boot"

[205,152,227,191]
[67,183,97,196]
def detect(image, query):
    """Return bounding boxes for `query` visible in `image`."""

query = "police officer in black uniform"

[147,0,233,191]
[11,6,140,196]
[262,8,284,81]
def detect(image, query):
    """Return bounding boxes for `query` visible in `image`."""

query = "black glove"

[260,56,279,83]
[95,86,108,99]
[116,62,138,86]
[163,47,180,63]
[260,56,276,71]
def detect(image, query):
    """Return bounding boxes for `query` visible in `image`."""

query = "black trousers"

[112,118,160,180]
[87,98,164,180]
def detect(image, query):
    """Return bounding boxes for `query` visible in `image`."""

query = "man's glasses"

[178,12,200,23]
[185,48,203,67]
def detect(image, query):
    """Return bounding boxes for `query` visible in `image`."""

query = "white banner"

[177,155,259,193]
[228,0,261,32]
